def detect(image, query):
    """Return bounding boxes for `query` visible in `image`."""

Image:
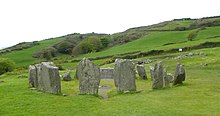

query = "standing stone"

[114,59,136,92]
[136,65,147,80]
[173,63,186,85]
[100,68,114,79]
[152,62,163,89]
[63,70,71,81]
[74,67,79,80]
[149,66,154,81]
[38,62,61,94]
[28,65,38,87]
[163,67,173,87]
[77,58,100,95]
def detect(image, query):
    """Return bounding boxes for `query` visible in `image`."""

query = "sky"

[0,0,219,49]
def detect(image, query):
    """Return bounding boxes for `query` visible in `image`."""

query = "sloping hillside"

[1,16,220,115]
[1,16,220,67]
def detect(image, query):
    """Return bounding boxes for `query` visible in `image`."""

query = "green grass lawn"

[0,47,220,115]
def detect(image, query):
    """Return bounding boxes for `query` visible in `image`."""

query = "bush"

[33,47,57,60]
[187,31,198,41]
[72,36,102,55]
[0,58,15,75]
[100,36,110,48]
[187,27,205,41]
[55,41,73,54]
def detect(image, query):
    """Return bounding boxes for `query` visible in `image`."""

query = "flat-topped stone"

[37,62,61,94]
[100,68,114,79]
[114,59,136,92]
[77,58,100,95]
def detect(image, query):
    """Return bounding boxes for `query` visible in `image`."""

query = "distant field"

[148,20,193,30]
[77,26,220,59]
[1,37,64,67]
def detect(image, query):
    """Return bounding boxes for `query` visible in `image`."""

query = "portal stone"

[77,58,100,95]
[38,62,61,94]
[114,59,136,92]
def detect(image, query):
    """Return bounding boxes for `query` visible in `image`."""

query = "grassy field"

[1,37,64,67]
[0,46,220,115]
[1,19,220,115]
[77,26,220,59]
[148,20,193,30]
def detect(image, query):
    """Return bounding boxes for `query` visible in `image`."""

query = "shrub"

[187,31,198,41]
[55,41,73,54]
[187,28,203,41]
[0,58,15,75]
[33,47,57,60]
[100,36,110,48]
[72,36,102,55]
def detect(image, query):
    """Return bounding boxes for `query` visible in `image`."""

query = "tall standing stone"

[77,58,100,95]
[100,68,114,79]
[114,59,136,92]
[149,66,154,81]
[63,70,71,81]
[136,65,147,80]
[163,67,172,87]
[38,62,61,94]
[173,63,186,85]
[28,65,38,87]
[152,62,163,89]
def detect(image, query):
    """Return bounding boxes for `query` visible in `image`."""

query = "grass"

[0,38,64,67]
[77,26,220,59]
[148,20,193,30]
[1,47,220,115]
[1,19,220,115]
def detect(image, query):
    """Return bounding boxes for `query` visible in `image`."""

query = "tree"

[100,37,110,48]
[72,36,102,55]
[0,58,15,75]
[55,41,73,54]
[33,47,57,60]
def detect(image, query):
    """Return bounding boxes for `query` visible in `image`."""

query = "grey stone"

[188,52,194,56]
[149,66,154,81]
[114,59,136,92]
[38,62,61,94]
[173,63,186,85]
[136,65,147,80]
[152,62,163,89]
[74,71,78,79]
[163,67,173,87]
[100,68,114,79]
[77,58,100,95]
[63,70,71,81]
[28,65,38,87]
[199,52,204,55]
